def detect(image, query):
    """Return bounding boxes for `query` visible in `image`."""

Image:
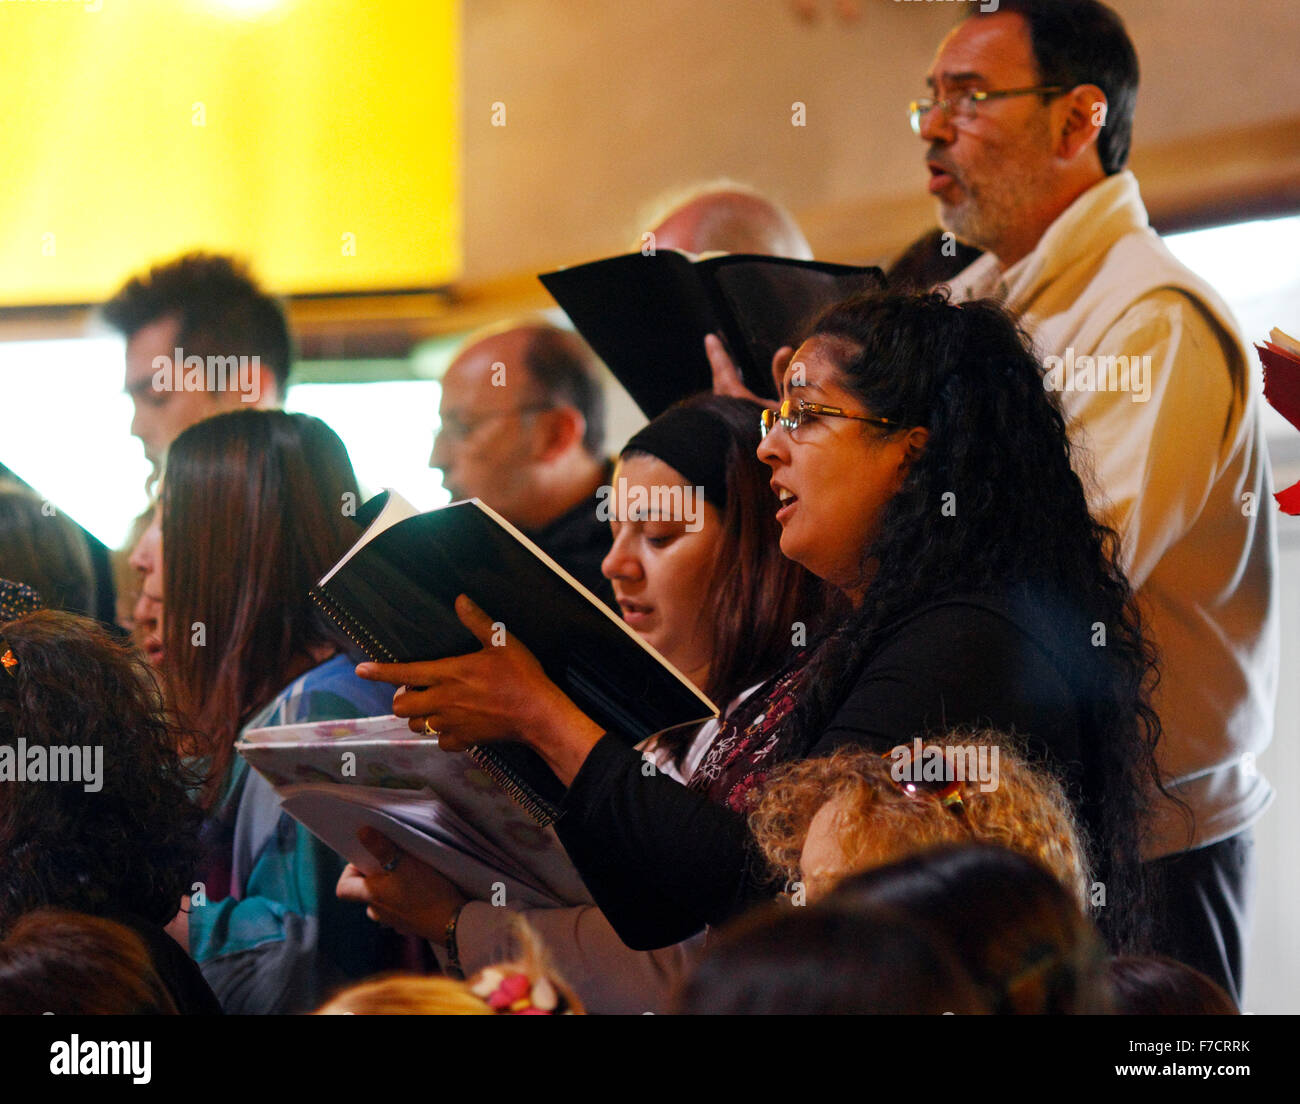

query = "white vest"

[950,172,1279,858]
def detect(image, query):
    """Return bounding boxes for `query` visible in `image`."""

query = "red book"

[1256,329,1300,515]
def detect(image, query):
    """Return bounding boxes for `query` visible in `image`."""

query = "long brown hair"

[625,395,834,765]
[161,410,359,801]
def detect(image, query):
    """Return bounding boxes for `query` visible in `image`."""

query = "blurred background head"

[828,844,1112,1014]
[125,504,163,666]
[430,320,606,530]
[0,480,96,618]
[103,251,291,478]
[0,909,179,1015]
[640,180,813,259]
[674,898,986,1014]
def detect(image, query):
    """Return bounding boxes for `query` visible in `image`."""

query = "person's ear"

[258,375,283,409]
[1055,84,1106,163]
[902,426,929,465]
[890,426,928,492]
[533,406,584,462]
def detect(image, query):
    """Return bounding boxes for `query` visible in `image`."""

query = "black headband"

[620,407,733,510]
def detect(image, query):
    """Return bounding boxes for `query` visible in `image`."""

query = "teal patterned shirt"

[188,654,399,1013]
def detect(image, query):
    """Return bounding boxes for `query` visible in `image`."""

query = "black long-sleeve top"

[554,595,1095,951]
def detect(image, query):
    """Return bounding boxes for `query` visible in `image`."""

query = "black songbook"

[310,491,718,824]
[539,250,887,419]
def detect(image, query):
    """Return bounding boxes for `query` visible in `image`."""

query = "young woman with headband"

[337,395,829,1012]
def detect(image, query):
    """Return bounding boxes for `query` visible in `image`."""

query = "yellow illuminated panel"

[1,0,459,305]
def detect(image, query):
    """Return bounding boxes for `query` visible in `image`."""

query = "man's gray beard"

[935,124,1057,260]
[938,198,1002,256]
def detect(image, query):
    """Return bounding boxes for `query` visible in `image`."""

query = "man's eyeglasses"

[436,403,552,443]
[908,85,1065,134]
[760,398,903,438]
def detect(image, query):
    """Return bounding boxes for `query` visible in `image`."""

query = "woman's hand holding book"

[356,594,607,786]
[336,826,466,941]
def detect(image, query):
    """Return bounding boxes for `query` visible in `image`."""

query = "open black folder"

[539,250,886,419]
[310,491,718,824]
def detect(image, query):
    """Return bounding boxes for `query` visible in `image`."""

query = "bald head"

[430,323,606,529]
[647,186,813,260]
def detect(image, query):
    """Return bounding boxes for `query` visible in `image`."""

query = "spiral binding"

[309,588,397,663]
[465,746,557,826]
[311,586,556,826]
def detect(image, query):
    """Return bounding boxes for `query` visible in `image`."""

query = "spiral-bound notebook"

[310,491,717,824]
[238,715,593,907]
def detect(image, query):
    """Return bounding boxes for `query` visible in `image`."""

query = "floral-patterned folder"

[237,714,592,908]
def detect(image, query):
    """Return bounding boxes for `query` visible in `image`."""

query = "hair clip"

[936,778,965,814]
[880,746,966,814]
[1,647,16,677]
[470,968,565,1015]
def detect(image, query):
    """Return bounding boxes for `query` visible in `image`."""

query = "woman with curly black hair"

[751,290,1171,949]
[0,607,220,1013]
[357,290,1170,953]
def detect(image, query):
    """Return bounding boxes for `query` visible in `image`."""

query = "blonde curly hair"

[750,730,1091,907]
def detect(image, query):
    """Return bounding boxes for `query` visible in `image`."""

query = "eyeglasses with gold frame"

[908,84,1066,134]
[760,398,903,438]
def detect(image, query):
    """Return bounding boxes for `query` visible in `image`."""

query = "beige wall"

[4,0,1296,351]
[462,0,1300,281]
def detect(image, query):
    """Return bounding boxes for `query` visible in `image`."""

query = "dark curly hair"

[784,290,1176,950]
[0,611,203,932]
